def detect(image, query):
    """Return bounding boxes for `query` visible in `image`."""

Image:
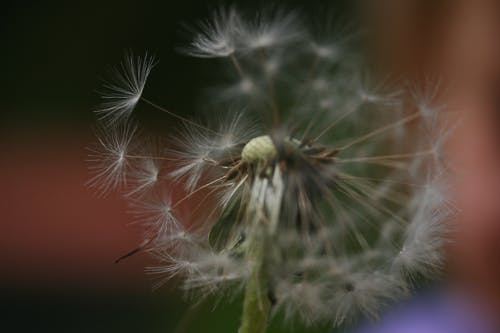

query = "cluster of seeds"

[89,6,454,329]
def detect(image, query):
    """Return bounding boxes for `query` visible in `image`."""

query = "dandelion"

[89,6,454,333]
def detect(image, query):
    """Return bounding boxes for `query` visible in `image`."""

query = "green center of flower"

[241,135,277,163]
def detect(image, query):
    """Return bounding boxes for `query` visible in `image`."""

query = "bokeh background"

[1,0,354,332]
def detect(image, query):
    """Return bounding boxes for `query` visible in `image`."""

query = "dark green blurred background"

[1,1,353,332]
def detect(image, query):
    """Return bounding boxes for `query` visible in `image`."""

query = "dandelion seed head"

[181,7,242,58]
[410,78,445,129]
[87,123,137,196]
[90,5,454,329]
[240,9,304,51]
[393,179,451,278]
[168,126,217,191]
[127,158,160,197]
[129,192,181,239]
[96,52,155,125]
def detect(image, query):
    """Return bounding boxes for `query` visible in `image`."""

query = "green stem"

[238,225,270,333]
[239,166,283,333]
